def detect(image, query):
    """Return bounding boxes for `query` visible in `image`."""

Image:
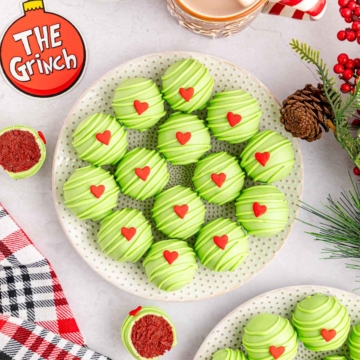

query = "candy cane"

[261,0,327,20]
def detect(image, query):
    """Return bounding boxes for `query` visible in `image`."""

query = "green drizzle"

[98,209,153,263]
[157,112,211,165]
[243,313,298,360]
[63,165,120,221]
[212,348,248,360]
[162,59,214,113]
[193,152,245,205]
[152,185,206,239]
[240,130,295,184]
[113,78,166,131]
[195,218,248,272]
[235,185,289,237]
[72,113,128,166]
[206,90,262,144]
[143,240,198,292]
[292,294,350,352]
[115,148,169,201]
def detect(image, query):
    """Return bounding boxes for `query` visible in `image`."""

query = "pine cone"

[280,84,334,142]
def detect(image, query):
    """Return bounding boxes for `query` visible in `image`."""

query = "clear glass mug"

[167,0,323,38]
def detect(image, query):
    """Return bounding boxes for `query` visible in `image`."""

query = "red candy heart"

[121,227,136,241]
[211,173,226,188]
[213,235,228,250]
[129,306,142,316]
[269,346,285,359]
[227,112,242,127]
[255,152,270,167]
[179,87,194,102]
[174,205,189,219]
[135,166,151,181]
[90,185,105,199]
[38,131,46,144]
[96,130,111,146]
[321,329,337,342]
[176,131,191,145]
[134,100,149,115]
[163,250,179,265]
[253,202,267,217]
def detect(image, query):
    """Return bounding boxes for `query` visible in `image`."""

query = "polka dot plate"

[195,285,359,359]
[52,52,303,302]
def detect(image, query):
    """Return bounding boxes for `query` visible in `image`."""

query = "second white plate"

[195,285,358,359]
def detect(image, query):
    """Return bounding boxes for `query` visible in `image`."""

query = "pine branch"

[290,39,360,161]
[299,176,360,276]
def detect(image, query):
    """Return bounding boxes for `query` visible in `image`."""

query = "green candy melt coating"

[121,306,177,360]
[212,348,248,360]
[157,112,211,165]
[242,313,298,360]
[143,240,198,292]
[324,356,348,360]
[112,78,166,131]
[349,324,360,360]
[193,152,245,205]
[162,59,214,113]
[195,218,248,272]
[152,185,206,239]
[72,113,128,166]
[292,294,350,352]
[63,165,120,221]
[206,90,262,144]
[115,148,169,201]
[240,130,295,184]
[0,125,46,180]
[98,209,153,263]
[235,185,289,237]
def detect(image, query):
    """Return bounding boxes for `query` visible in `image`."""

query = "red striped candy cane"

[261,0,327,20]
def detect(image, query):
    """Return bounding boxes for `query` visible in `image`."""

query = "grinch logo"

[0,0,86,98]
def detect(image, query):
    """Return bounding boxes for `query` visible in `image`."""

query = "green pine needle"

[299,176,360,274]
[290,39,360,161]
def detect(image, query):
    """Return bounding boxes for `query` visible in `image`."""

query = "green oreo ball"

[115,148,169,201]
[324,356,348,360]
[121,305,177,359]
[292,294,350,352]
[63,165,120,221]
[192,152,245,205]
[212,348,248,360]
[162,59,214,113]
[0,125,46,180]
[240,130,295,183]
[242,313,298,360]
[112,78,166,131]
[157,112,211,165]
[206,90,262,144]
[348,324,360,360]
[235,185,289,237]
[143,240,198,292]
[72,113,128,166]
[98,209,153,263]
[195,218,248,272]
[152,185,206,240]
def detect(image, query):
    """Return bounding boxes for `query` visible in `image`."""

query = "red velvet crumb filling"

[0,130,41,173]
[131,315,174,359]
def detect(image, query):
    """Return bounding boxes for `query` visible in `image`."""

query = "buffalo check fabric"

[0,205,110,360]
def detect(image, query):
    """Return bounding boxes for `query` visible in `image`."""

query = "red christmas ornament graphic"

[0,0,86,98]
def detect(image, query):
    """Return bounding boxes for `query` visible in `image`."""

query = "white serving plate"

[195,285,359,359]
[52,51,303,302]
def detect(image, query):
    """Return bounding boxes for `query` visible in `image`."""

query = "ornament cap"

[23,0,44,12]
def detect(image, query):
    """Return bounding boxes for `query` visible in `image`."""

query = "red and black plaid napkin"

[0,204,110,360]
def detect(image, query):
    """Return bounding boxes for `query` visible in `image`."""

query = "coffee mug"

[167,0,327,38]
